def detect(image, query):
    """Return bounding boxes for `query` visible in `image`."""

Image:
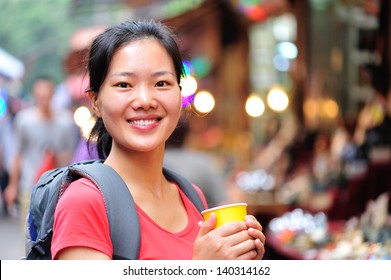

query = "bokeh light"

[276,42,298,59]
[73,106,92,128]
[273,54,290,72]
[191,57,212,78]
[323,98,339,119]
[0,88,8,119]
[267,86,289,112]
[81,118,96,139]
[193,90,215,114]
[180,75,198,97]
[238,0,268,22]
[180,61,197,107]
[304,98,340,120]
[182,60,193,76]
[272,13,297,42]
[245,94,265,117]
[181,94,195,107]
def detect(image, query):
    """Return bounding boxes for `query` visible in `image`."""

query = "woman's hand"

[245,215,266,260]
[193,213,265,260]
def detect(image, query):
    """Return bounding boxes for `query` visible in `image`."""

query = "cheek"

[171,99,183,128]
[95,96,120,121]
[99,105,123,140]
[160,90,182,111]
[170,95,183,119]
[100,104,119,120]
[161,94,182,128]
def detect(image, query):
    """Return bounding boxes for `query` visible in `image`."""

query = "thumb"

[197,213,217,237]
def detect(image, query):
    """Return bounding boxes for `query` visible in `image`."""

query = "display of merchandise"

[268,193,391,259]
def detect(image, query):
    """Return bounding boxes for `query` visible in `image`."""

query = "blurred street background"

[0,214,24,260]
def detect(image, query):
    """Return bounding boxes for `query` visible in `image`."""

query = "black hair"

[86,19,185,159]
[165,116,190,149]
[33,75,54,82]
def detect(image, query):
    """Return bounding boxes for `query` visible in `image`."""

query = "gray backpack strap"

[70,162,139,260]
[163,167,206,212]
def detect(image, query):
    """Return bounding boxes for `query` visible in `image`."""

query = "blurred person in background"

[164,117,228,208]
[71,136,99,163]
[4,76,78,226]
[0,95,18,217]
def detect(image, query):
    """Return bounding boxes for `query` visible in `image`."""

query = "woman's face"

[33,79,54,111]
[92,39,182,154]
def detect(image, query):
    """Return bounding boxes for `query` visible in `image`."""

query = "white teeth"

[130,119,157,126]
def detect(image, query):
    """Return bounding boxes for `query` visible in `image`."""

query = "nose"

[133,85,157,110]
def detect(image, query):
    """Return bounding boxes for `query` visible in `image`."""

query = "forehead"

[115,39,170,61]
[33,79,54,90]
[34,79,53,86]
[107,39,176,76]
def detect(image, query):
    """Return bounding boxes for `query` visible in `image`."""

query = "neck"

[105,146,167,197]
[39,106,53,120]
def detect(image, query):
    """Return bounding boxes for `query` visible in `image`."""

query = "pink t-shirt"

[51,177,207,260]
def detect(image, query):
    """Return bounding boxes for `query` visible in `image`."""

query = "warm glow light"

[81,118,96,139]
[323,98,339,119]
[180,75,198,97]
[303,98,339,120]
[303,98,318,119]
[193,91,215,113]
[74,106,92,128]
[267,86,289,112]
[246,94,265,117]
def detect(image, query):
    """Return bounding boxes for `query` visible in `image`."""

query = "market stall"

[266,192,391,260]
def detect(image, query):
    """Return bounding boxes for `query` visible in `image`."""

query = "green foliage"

[0,0,125,95]
[0,0,76,93]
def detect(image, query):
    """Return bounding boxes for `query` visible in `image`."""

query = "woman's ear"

[88,91,101,117]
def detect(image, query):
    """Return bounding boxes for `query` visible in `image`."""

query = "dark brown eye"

[156,81,167,87]
[118,82,128,88]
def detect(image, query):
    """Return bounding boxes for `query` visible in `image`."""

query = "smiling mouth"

[128,119,160,126]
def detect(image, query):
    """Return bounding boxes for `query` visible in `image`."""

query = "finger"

[220,229,253,248]
[235,238,265,260]
[217,221,248,237]
[237,250,258,260]
[245,215,263,231]
[248,227,266,244]
[253,238,265,260]
[233,239,258,260]
[197,212,217,237]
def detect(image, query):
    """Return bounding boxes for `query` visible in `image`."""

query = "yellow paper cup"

[201,203,247,228]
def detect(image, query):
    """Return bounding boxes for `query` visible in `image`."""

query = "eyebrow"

[109,70,175,78]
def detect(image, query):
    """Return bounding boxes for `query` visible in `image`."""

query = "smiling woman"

[51,19,265,260]
[90,38,182,153]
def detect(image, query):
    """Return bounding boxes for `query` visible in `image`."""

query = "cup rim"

[201,203,247,214]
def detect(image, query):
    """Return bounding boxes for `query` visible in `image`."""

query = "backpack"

[24,159,205,260]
